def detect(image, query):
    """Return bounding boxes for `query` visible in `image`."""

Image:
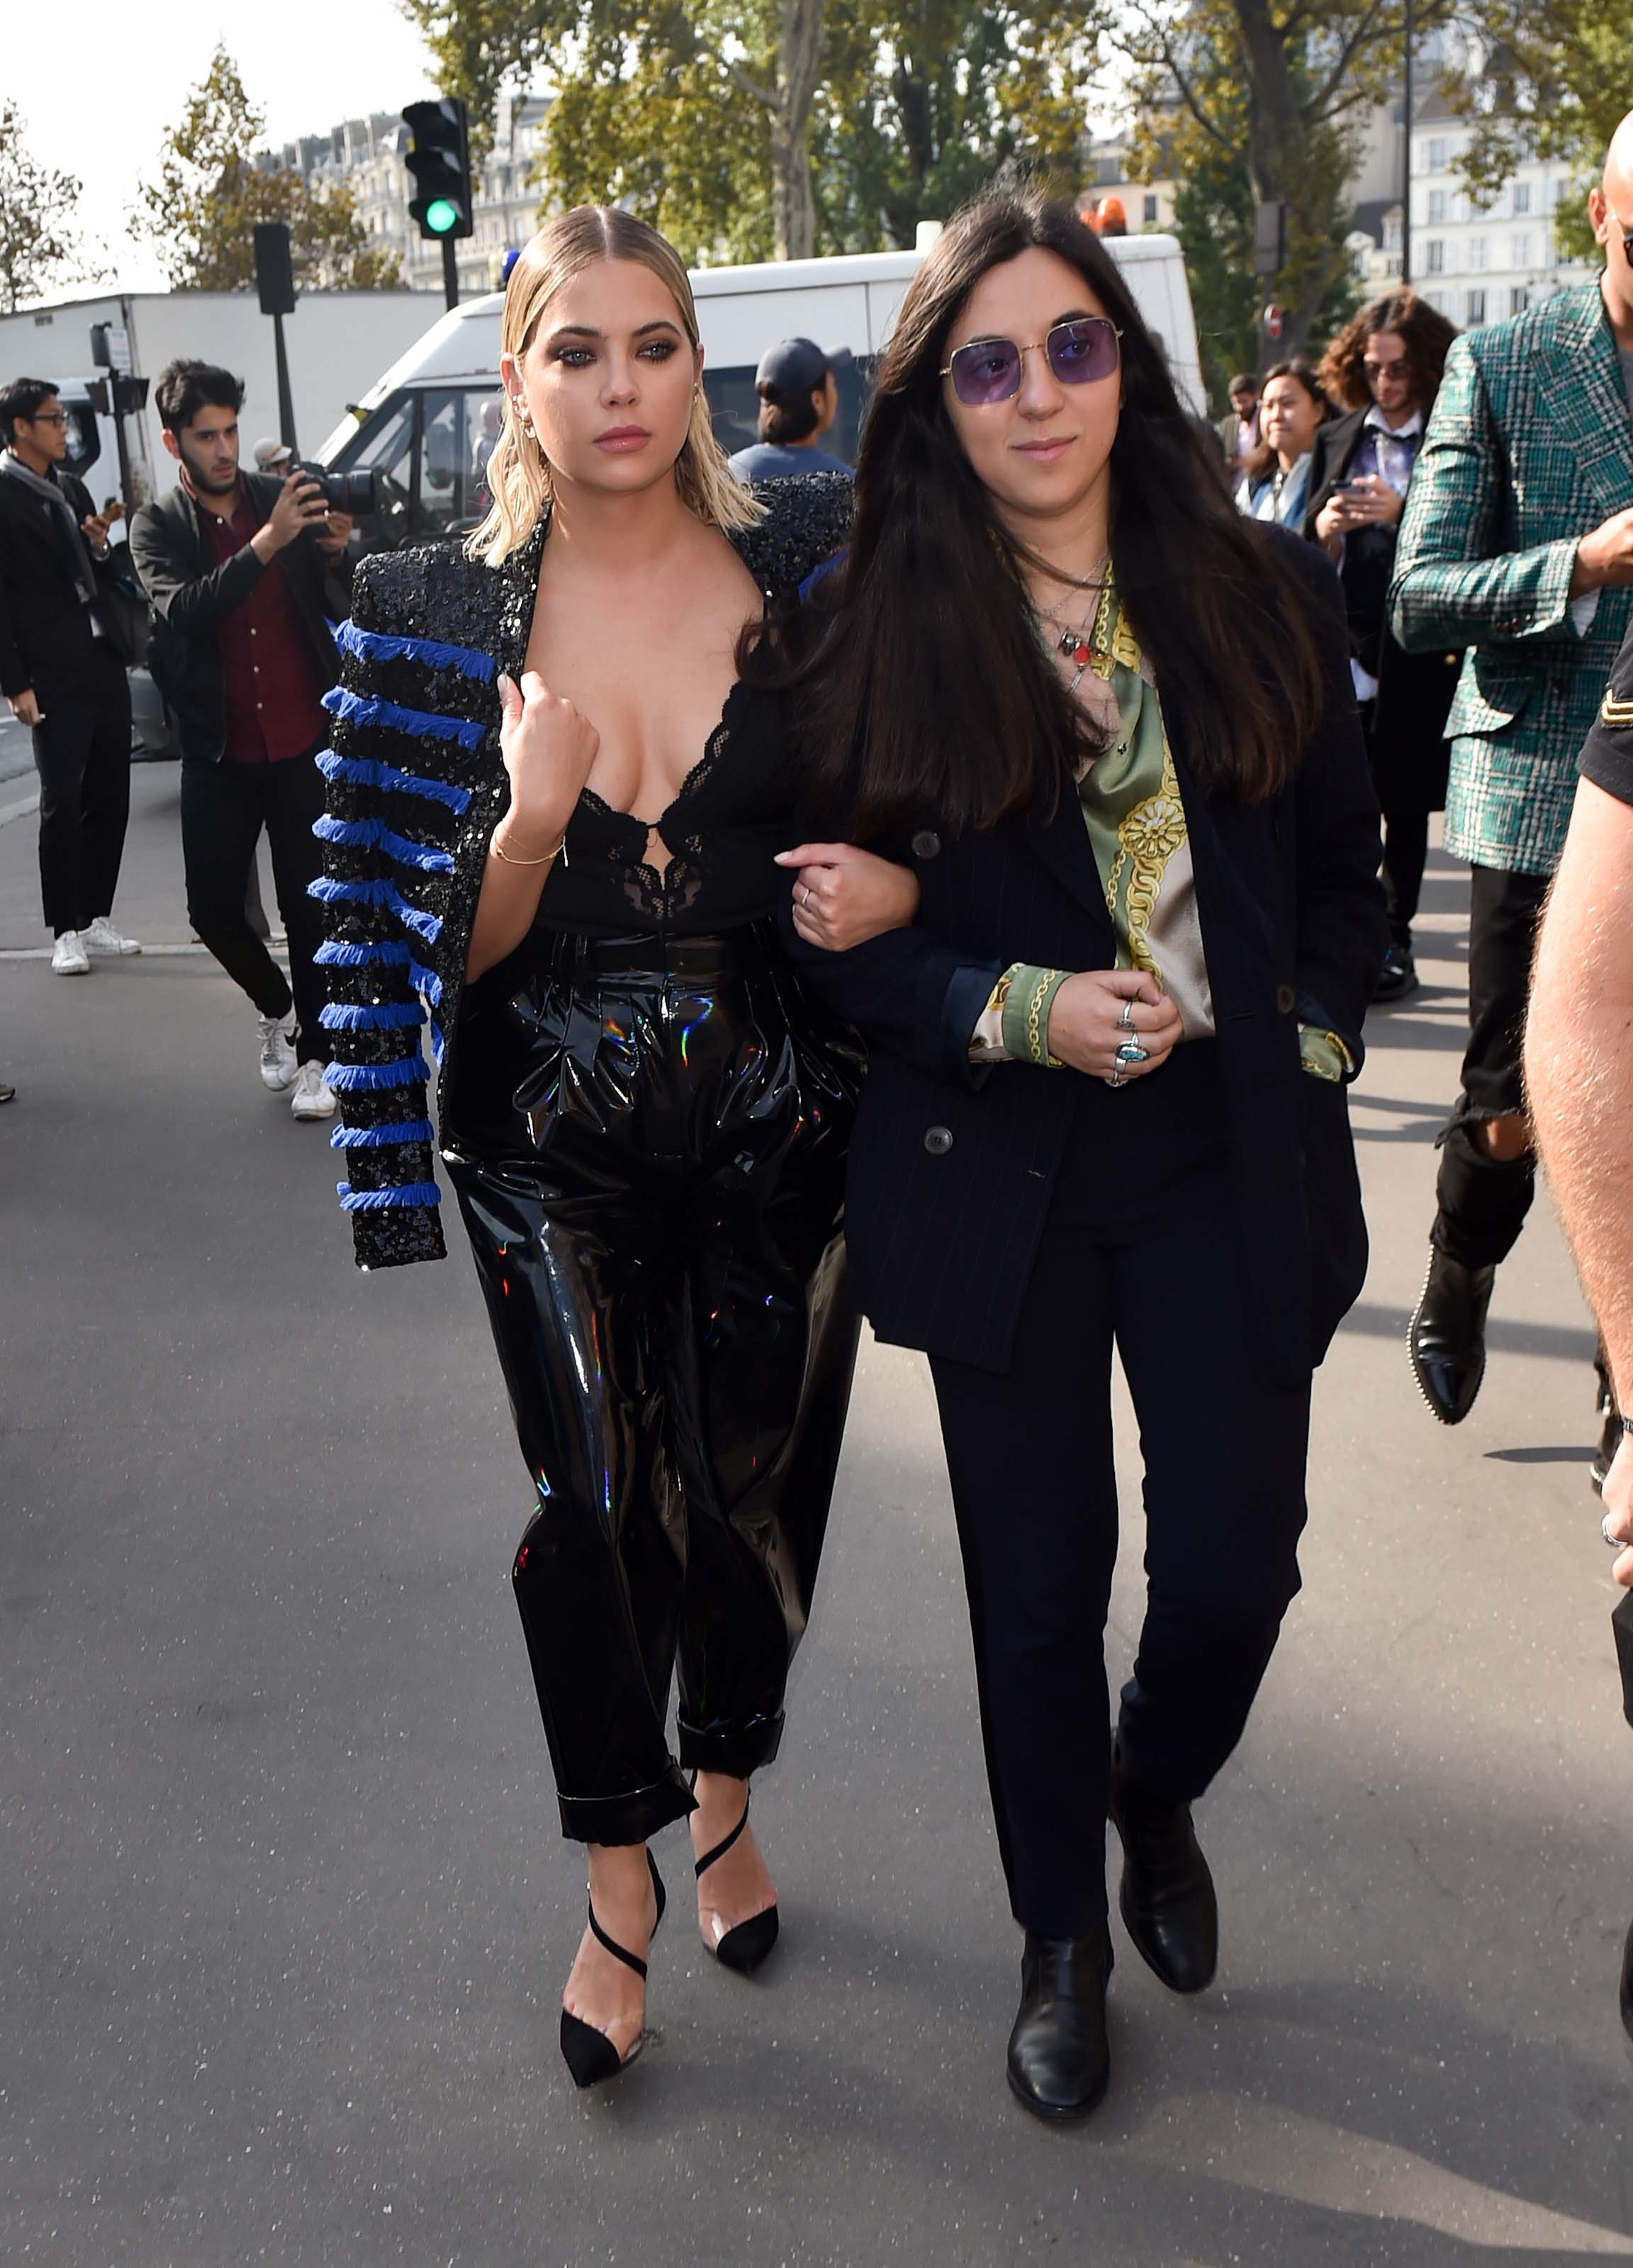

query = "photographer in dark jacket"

[130,360,350,1120]
[0,377,142,975]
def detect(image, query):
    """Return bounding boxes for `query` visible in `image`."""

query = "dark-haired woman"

[1308,289,1461,1001]
[727,337,854,483]
[773,195,1385,2120]
[1235,358,1328,527]
[313,206,918,2092]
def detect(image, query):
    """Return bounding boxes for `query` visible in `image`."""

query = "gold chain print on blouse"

[1081,580,1189,987]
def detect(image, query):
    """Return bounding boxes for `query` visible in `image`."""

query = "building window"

[1142,193,1158,224]
[1466,288,1485,325]
[1512,181,1530,215]
[1511,231,1532,268]
[1509,284,1527,315]
[1428,137,1449,171]
[1425,239,1444,274]
[1428,189,1447,223]
[1469,235,1486,271]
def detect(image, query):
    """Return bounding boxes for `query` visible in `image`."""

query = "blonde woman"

[313,208,916,2088]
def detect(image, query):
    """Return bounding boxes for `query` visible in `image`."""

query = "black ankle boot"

[1409,1247,1497,1425]
[1006,1926,1112,2121]
[1109,1759,1218,1994]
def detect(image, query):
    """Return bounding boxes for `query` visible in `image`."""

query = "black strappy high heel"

[559,1849,666,2089]
[693,1785,780,1977]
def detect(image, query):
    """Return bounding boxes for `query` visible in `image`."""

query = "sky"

[12,1,444,293]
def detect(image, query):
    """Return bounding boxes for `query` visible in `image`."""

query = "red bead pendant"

[1072,642,1091,666]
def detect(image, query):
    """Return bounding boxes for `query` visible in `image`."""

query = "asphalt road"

[3,765,1632,2267]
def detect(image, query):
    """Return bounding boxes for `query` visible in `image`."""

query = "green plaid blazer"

[1389,280,1633,874]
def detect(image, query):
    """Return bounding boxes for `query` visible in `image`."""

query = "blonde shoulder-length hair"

[466,205,763,567]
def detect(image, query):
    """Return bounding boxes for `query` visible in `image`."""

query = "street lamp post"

[1401,0,1414,286]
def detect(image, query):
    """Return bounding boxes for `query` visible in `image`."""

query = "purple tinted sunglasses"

[941,317,1123,407]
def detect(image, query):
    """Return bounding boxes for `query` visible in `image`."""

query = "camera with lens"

[291,460,380,516]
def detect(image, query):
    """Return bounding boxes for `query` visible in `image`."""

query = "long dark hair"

[1240,357,1330,492]
[762,193,1325,838]
[1317,289,1459,416]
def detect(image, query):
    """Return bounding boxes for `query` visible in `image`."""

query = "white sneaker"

[257,1015,298,1091]
[290,1061,337,1121]
[83,915,142,956]
[51,930,91,975]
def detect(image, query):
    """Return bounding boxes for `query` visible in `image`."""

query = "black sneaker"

[1373,941,1420,1003]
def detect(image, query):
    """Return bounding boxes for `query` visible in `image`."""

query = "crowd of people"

[2,110,1632,2123]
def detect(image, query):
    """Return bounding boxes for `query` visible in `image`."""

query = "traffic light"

[402,98,474,242]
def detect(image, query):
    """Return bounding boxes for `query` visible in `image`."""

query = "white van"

[314,237,1201,552]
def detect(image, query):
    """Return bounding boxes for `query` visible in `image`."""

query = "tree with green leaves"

[1447,6,1632,260]
[0,100,83,314]
[132,47,402,292]
[403,0,1090,262]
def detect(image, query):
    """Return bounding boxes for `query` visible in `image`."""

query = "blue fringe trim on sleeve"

[320,999,425,1031]
[336,619,496,683]
[330,1118,436,1149]
[408,958,444,1007]
[322,685,485,751]
[307,875,442,943]
[313,812,456,874]
[337,1180,442,1211]
[429,1019,446,1067]
[314,937,412,968]
[316,748,472,814]
[323,1051,430,1091]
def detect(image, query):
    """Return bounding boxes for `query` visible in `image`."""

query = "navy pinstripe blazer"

[785,525,1386,1387]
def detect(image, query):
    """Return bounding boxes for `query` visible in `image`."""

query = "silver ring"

[1118,1000,1135,1030]
[1605,1511,1623,1549]
[1105,1070,1126,1089]
[800,885,813,909]
[1116,1041,1149,1066]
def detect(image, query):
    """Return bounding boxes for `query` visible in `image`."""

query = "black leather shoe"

[1109,1763,1218,1994]
[1620,1919,1633,2043]
[1373,941,1420,1002]
[1408,1248,1495,1426]
[1006,1928,1112,2121]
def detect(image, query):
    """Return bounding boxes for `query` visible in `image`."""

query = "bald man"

[1389,113,1633,1446]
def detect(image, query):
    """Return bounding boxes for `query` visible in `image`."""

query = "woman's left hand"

[775,842,921,953]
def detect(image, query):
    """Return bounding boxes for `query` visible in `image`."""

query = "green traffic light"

[426,197,459,235]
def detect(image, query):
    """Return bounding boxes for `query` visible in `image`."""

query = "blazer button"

[1275,984,1296,1014]
[911,829,941,859]
[923,1125,954,1156]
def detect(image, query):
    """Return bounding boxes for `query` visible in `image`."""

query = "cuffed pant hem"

[676,1710,785,1780]
[556,1763,696,1847]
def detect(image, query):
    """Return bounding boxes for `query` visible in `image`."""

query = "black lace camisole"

[532,678,797,938]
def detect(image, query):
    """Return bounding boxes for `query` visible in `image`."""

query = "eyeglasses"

[1610,207,1633,259]
[1361,358,1411,383]
[28,409,69,427]
[940,318,1123,408]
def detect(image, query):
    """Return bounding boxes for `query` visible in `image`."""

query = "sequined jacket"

[313,473,853,1271]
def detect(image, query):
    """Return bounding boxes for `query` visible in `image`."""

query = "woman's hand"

[1313,495,1347,558]
[495,669,600,850]
[1045,968,1182,1081]
[775,842,922,953]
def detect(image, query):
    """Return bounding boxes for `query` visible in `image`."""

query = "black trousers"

[444,925,861,1846]
[32,644,132,936]
[928,1045,1311,1940]
[1431,862,1550,1270]
[179,750,327,1065]
[1380,810,1430,948]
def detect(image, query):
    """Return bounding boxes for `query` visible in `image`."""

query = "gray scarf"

[0,448,98,607]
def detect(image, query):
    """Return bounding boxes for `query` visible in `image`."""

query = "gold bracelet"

[491,826,568,868]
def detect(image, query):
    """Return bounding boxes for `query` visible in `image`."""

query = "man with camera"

[130,360,352,1120]
[0,376,143,975]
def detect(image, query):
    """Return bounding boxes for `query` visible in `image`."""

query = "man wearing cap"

[727,339,854,482]
[252,437,293,474]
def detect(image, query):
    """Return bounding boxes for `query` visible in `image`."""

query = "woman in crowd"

[313,206,918,2091]
[773,193,1384,2121]
[1235,357,1329,527]
[1308,289,1460,1000]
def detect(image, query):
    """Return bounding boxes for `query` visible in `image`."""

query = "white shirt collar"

[1363,405,1424,439]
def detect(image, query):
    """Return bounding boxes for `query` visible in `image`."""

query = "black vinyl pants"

[445,925,860,1847]
[179,748,327,1065]
[33,644,131,936]
[1431,862,1550,1270]
[929,1045,1311,1940]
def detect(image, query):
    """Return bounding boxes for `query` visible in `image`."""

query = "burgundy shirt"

[190,478,327,763]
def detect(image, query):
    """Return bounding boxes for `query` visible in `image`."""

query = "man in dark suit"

[130,359,350,1121]
[0,376,142,974]
[1303,291,1461,1002]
